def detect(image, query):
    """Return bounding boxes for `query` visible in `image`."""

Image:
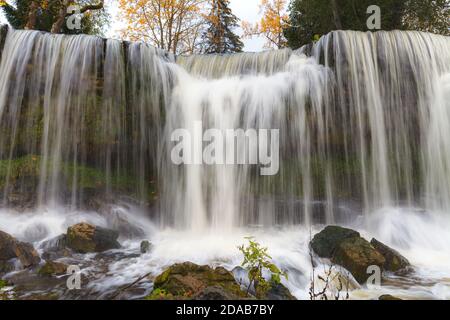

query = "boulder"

[255,282,296,300]
[310,226,360,258]
[41,235,72,261]
[41,235,68,252]
[38,261,68,277]
[140,240,152,254]
[310,226,414,284]
[193,286,240,300]
[0,230,40,268]
[370,238,411,273]
[149,262,249,300]
[332,237,385,284]
[66,223,121,253]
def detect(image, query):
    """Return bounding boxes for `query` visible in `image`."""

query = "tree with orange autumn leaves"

[242,0,289,50]
[118,0,208,55]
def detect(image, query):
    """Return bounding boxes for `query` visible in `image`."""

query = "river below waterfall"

[1,203,450,300]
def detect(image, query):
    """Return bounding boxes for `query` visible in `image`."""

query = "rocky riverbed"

[2,206,450,301]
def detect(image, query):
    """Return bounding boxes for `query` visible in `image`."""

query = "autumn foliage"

[118,0,207,55]
[242,0,289,49]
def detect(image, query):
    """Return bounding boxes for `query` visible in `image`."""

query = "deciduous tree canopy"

[118,0,207,55]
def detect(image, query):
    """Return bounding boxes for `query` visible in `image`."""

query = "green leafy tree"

[202,0,243,54]
[284,0,450,48]
[238,237,287,296]
[402,0,450,35]
[0,0,109,35]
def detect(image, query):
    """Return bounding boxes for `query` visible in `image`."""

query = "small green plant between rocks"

[238,237,287,296]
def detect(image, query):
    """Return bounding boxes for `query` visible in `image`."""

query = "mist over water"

[0,26,450,299]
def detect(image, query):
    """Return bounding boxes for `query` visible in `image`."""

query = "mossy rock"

[38,261,68,277]
[370,239,411,273]
[0,279,9,289]
[149,262,249,300]
[140,240,152,254]
[310,226,360,258]
[66,223,120,253]
[0,230,41,268]
[332,237,385,284]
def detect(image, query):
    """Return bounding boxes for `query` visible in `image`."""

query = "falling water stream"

[0,26,450,299]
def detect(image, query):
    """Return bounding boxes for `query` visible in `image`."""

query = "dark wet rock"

[149,262,249,300]
[332,237,385,284]
[41,234,68,251]
[4,269,66,300]
[310,226,414,284]
[66,223,121,253]
[310,226,360,258]
[370,238,411,273]
[40,234,72,260]
[256,282,296,300]
[193,286,239,300]
[0,260,15,274]
[140,240,152,254]
[5,191,36,209]
[38,261,68,277]
[41,247,73,261]
[379,294,402,300]
[0,230,40,268]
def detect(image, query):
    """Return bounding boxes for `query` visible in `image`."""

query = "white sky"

[0,0,267,52]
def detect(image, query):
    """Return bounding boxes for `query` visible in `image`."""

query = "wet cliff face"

[0,26,450,231]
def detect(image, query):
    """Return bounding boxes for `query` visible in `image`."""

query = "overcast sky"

[0,0,268,52]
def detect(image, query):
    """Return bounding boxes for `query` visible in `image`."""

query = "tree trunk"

[51,0,105,34]
[330,0,343,30]
[25,0,39,30]
[51,0,70,33]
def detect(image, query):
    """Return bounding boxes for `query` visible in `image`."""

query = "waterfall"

[0,28,173,209]
[0,26,449,232]
[313,31,450,214]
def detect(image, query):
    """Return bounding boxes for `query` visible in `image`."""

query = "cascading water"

[0,26,450,299]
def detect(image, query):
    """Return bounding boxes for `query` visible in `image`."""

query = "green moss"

[0,155,153,198]
[154,269,171,287]
[0,155,41,188]
[0,279,9,289]
[0,279,15,300]
[252,154,362,199]
[145,288,174,300]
